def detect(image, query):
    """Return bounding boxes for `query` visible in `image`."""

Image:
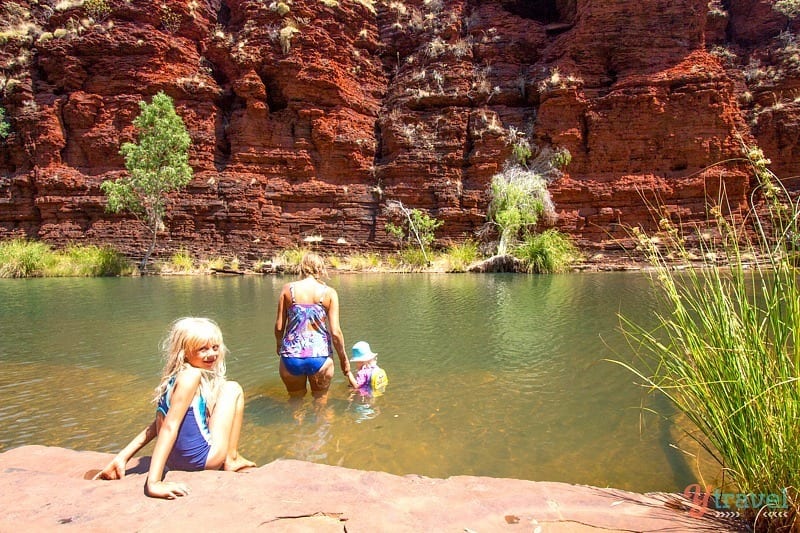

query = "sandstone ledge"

[0,446,737,532]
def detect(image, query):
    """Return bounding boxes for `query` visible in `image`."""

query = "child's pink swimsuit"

[355,364,377,389]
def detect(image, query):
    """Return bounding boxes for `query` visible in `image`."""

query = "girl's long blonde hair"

[153,317,228,412]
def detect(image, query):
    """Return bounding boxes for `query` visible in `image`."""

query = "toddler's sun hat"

[351,341,378,362]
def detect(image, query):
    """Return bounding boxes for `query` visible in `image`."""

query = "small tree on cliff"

[384,200,443,266]
[0,107,9,140]
[486,129,571,255]
[774,0,800,18]
[101,92,192,270]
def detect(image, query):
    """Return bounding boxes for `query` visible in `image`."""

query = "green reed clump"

[273,247,311,274]
[55,244,133,276]
[346,252,383,271]
[513,229,580,273]
[444,240,480,272]
[0,239,52,277]
[617,146,800,529]
[165,249,195,272]
[200,256,225,271]
[0,239,132,277]
[387,247,429,271]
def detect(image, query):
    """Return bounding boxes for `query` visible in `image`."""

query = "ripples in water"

[0,273,713,492]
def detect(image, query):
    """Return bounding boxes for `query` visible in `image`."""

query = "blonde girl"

[95,317,255,499]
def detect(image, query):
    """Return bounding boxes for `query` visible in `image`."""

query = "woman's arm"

[144,367,201,499]
[93,420,158,480]
[326,288,354,383]
[274,285,289,355]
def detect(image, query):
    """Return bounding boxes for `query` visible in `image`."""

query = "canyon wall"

[0,0,798,262]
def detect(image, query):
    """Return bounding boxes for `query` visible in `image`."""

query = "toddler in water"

[94,317,255,499]
[350,341,388,396]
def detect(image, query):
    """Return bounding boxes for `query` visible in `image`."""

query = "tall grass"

[443,240,480,272]
[616,146,800,529]
[0,239,52,277]
[387,247,429,271]
[329,252,383,271]
[0,239,133,277]
[158,249,195,273]
[272,247,311,274]
[513,229,580,273]
[202,256,226,271]
[54,244,134,276]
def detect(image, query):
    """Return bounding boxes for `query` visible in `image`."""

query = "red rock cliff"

[0,0,798,261]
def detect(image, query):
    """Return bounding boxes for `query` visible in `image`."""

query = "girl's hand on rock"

[93,456,127,480]
[145,480,190,499]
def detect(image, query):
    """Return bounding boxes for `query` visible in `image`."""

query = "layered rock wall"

[0,0,798,261]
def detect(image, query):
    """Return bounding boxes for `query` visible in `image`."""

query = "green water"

[0,273,704,492]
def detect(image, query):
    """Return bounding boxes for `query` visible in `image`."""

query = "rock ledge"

[0,445,736,531]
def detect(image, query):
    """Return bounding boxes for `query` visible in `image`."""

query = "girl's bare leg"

[206,380,255,472]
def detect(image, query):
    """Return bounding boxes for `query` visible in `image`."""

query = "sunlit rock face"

[0,445,733,531]
[0,0,797,260]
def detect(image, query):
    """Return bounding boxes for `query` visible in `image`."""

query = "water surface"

[0,273,707,492]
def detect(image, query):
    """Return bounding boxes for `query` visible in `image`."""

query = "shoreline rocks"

[0,445,740,531]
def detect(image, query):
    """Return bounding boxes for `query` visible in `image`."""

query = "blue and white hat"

[351,341,378,362]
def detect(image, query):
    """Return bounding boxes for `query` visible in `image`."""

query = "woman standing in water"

[274,253,358,399]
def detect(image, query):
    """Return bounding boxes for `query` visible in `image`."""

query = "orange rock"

[0,445,739,531]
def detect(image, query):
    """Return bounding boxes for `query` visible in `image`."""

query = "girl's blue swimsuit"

[279,283,332,376]
[156,376,212,471]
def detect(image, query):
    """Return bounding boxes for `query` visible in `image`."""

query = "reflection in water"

[287,399,334,462]
[346,392,382,424]
[238,391,336,462]
[0,273,717,492]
